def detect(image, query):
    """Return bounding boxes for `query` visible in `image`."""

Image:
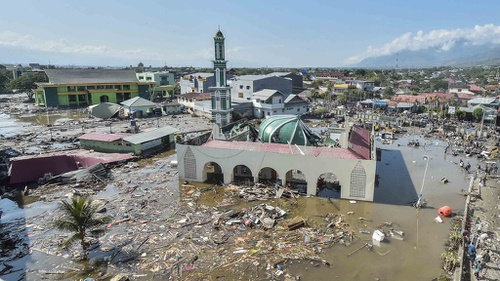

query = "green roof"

[258,115,320,146]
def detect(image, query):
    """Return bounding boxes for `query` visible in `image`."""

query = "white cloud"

[346,24,500,64]
[0,30,164,61]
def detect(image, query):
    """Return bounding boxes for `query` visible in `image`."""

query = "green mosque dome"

[258,115,320,146]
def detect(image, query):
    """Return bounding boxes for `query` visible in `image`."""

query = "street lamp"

[415,155,431,209]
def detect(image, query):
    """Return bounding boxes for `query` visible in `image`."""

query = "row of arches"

[204,162,342,198]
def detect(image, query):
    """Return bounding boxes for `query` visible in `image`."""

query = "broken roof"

[123,126,179,145]
[202,140,363,159]
[43,69,139,84]
[79,133,131,142]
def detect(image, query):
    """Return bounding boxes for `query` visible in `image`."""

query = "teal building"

[210,29,233,127]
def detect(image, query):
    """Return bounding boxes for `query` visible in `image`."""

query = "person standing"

[474,260,483,278]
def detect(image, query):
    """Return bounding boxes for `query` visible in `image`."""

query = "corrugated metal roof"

[79,133,131,142]
[252,89,283,99]
[44,69,139,84]
[123,126,179,144]
[235,75,268,81]
[121,96,157,107]
[202,140,363,159]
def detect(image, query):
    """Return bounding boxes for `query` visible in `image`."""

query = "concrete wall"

[177,143,376,201]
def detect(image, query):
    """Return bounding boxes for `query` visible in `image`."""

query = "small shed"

[122,126,179,155]
[78,133,132,153]
[121,97,157,118]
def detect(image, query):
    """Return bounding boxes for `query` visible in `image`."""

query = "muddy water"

[17,110,88,126]
[287,134,478,280]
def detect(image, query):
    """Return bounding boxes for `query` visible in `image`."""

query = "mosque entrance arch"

[285,169,307,193]
[233,165,253,185]
[100,95,109,102]
[258,167,279,183]
[203,161,223,184]
[317,172,341,198]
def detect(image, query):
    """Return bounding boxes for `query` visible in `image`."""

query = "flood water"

[0,108,483,280]
[287,133,479,281]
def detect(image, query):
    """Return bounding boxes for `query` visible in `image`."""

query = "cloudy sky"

[0,0,499,68]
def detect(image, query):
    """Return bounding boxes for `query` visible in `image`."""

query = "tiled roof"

[202,140,364,159]
[44,69,139,84]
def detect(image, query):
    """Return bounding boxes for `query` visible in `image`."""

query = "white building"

[176,124,376,202]
[230,75,292,102]
[251,89,308,118]
[180,73,214,94]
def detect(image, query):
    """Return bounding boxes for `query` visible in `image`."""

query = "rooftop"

[202,140,363,159]
[123,126,179,145]
[79,133,131,142]
[42,69,139,85]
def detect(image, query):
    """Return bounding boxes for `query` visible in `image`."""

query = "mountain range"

[353,42,500,68]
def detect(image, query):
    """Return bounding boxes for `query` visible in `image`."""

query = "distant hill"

[353,43,500,68]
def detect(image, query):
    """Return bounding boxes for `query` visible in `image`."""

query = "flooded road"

[287,133,478,281]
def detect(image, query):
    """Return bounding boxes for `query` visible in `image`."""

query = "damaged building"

[177,115,377,202]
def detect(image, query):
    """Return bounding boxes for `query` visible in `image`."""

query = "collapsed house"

[177,115,377,201]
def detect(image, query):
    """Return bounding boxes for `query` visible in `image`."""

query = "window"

[68,95,77,102]
[114,85,122,90]
[146,77,152,80]
[139,76,144,80]
[297,108,300,112]
[239,85,243,89]
[267,112,270,115]
[77,86,85,91]
[124,92,131,100]
[105,85,113,89]
[123,85,130,90]
[238,92,244,98]
[246,86,250,90]
[279,99,282,103]
[67,86,76,92]
[97,85,104,89]
[87,86,95,90]
[78,94,86,101]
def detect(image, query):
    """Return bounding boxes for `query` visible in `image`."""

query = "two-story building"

[252,89,308,118]
[230,75,292,102]
[34,69,154,107]
[137,71,176,99]
[180,73,214,94]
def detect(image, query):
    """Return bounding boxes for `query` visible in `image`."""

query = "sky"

[0,0,499,68]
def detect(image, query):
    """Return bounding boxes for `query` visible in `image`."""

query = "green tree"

[7,72,47,99]
[53,196,112,260]
[383,87,395,97]
[472,108,483,122]
[0,70,12,91]
[455,110,466,121]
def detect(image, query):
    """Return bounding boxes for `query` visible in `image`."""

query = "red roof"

[79,133,131,142]
[468,84,484,92]
[457,93,475,100]
[202,140,364,159]
[9,149,135,184]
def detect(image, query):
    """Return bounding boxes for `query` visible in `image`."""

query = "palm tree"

[53,196,112,260]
